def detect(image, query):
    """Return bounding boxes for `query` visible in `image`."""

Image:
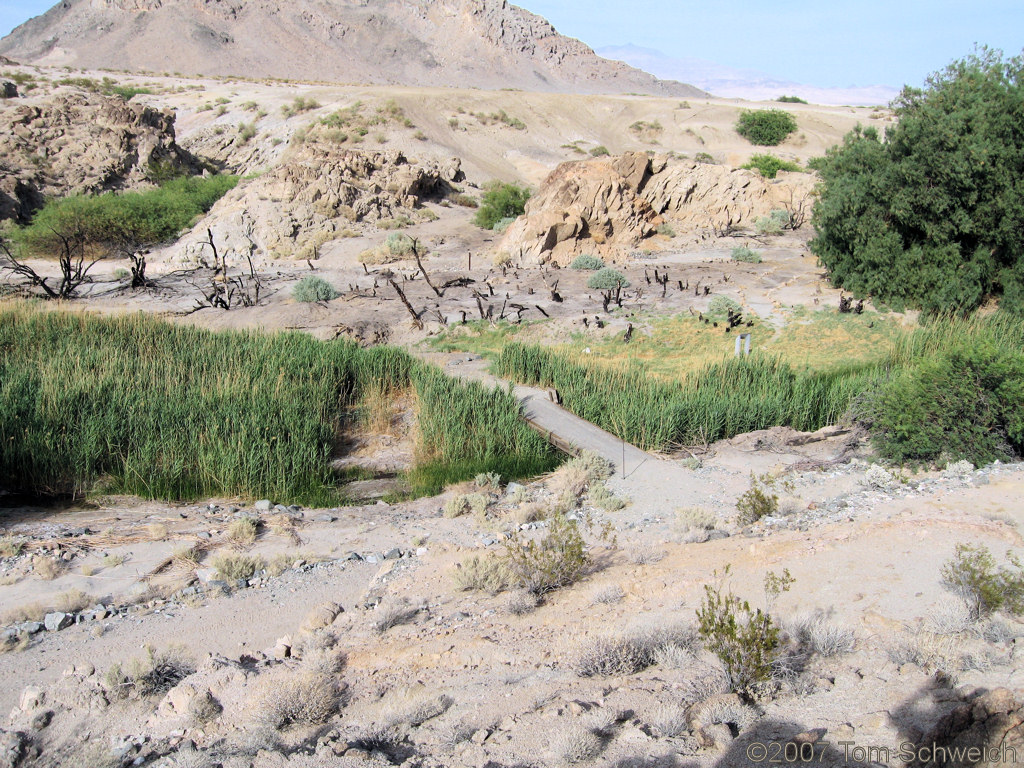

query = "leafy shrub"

[735,109,797,146]
[657,222,676,237]
[857,342,1024,465]
[940,544,1024,619]
[587,268,629,291]
[776,95,808,104]
[731,246,762,263]
[694,152,716,164]
[696,568,793,693]
[15,175,239,258]
[503,514,588,595]
[474,181,530,230]
[735,473,779,524]
[492,216,516,234]
[292,276,340,303]
[570,254,605,271]
[741,154,803,179]
[589,145,611,157]
[810,50,1024,314]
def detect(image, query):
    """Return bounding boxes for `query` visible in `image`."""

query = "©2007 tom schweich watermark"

[744,739,1018,764]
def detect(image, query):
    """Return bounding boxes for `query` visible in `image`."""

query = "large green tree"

[810,49,1024,314]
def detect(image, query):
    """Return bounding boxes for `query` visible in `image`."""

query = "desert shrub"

[735,473,779,524]
[452,554,511,593]
[695,151,715,164]
[550,720,604,763]
[742,154,803,179]
[372,600,421,633]
[226,517,258,545]
[474,471,502,488]
[587,268,630,310]
[292,276,339,303]
[492,216,516,234]
[696,568,793,693]
[505,589,539,615]
[105,646,195,700]
[443,492,489,518]
[572,623,696,676]
[237,122,256,143]
[570,254,604,271]
[789,612,856,657]
[776,95,808,104]
[591,584,625,605]
[474,181,530,229]
[0,535,24,558]
[589,145,611,157]
[856,341,1024,465]
[810,50,1024,315]
[649,703,689,737]
[706,295,743,320]
[731,246,762,263]
[735,109,797,146]
[188,690,223,723]
[255,672,338,729]
[504,514,588,595]
[281,96,320,118]
[587,481,626,511]
[941,544,1024,619]
[212,553,263,581]
[657,222,676,237]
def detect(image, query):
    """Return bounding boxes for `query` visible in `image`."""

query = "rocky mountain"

[0,0,705,97]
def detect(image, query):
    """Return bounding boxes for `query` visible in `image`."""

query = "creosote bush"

[696,567,793,694]
[735,473,779,524]
[504,514,589,595]
[735,109,797,146]
[292,276,340,303]
[941,544,1024,620]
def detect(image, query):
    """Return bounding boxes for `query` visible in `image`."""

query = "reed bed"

[0,303,554,505]
[496,342,884,451]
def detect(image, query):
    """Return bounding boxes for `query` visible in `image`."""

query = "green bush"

[776,95,808,104]
[694,152,716,164]
[741,154,803,179]
[735,474,779,524]
[589,145,611,157]
[474,182,530,230]
[731,246,762,263]
[503,514,588,595]
[941,544,1024,619]
[707,295,742,320]
[292,276,339,303]
[735,109,797,146]
[810,49,1024,315]
[586,268,629,291]
[856,340,1024,466]
[571,254,605,271]
[15,175,239,257]
[696,568,793,693]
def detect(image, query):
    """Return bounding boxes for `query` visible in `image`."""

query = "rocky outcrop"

[910,688,1023,767]
[498,152,816,265]
[172,142,462,264]
[0,90,196,222]
[0,0,704,96]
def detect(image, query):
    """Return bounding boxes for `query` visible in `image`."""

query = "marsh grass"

[0,304,555,505]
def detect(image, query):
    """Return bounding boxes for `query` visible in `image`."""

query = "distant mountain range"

[0,0,706,97]
[597,45,900,106]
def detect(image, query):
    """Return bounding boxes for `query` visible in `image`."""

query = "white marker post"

[735,333,752,357]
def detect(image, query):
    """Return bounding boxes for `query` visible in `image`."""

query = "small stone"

[196,531,211,540]
[364,555,379,564]
[254,500,273,511]
[470,729,489,744]
[21,622,43,635]
[376,500,389,507]
[344,552,362,561]
[416,547,427,557]
[314,514,337,523]
[19,686,44,711]
[383,548,402,560]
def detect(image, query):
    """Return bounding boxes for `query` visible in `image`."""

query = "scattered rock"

[254,500,273,511]
[42,613,73,632]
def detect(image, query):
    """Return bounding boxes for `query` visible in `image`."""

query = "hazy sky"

[1,0,1021,88]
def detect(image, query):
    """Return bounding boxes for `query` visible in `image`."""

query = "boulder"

[910,687,1024,767]
[0,91,197,224]
[42,613,73,632]
[499,152,816,265]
